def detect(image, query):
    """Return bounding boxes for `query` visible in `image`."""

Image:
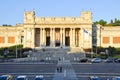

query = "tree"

[112,18,120,26]
[94,19,107,26]
[99,19,107,26]
[110,19,113,24]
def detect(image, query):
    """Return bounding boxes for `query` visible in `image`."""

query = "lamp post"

[99,26,104,47]
[16,42,17,58]
[100,26,102,47]
[16,29,18,58]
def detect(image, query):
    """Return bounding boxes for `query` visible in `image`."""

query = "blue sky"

[0,0,119,25]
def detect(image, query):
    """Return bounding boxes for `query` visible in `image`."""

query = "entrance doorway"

[35,28,40,47]
[46,37,50,46]
[65,37,70,46]
[46,28,50,46]
[55,28,60,47]
[65,28,70,46]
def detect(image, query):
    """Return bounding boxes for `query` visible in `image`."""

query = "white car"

[16,75,28,80]
[113,76,120,80]
[34,75,45,80]
[89,76,100,80]
[91,58,102,63]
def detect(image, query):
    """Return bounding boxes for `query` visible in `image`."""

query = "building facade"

[0,11,92,51]
[96,25,120,48]
[0,11,120,51]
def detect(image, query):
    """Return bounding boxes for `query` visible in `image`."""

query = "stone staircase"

[31,47,86,61]
[14,47,86,62]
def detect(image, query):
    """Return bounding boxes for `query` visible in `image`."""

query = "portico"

[23,11,92,50]
[34,27,81,48]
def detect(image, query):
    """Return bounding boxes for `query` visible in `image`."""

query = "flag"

[84,29,89,40]
[84,29,92,36]
[84,29,88,34]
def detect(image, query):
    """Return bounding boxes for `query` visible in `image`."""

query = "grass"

[0,55,15,59]
[0,55,4,58]
[111,54,120,59]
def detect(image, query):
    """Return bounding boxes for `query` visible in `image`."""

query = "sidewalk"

[53,60,78,80]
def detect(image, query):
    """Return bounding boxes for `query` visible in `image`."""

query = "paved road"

[53,60,78,80]
[0,63,56,73]
[72,63,120,73]
[0,62,120,74]
[0,61,120,80]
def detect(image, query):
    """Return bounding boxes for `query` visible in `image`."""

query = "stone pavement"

[53,60,78,80]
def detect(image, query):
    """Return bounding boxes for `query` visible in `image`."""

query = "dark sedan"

[115,58,120,63]
[104,57,115,63]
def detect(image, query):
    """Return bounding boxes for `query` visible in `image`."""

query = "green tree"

[99,19,107,26]
[112,18,120,26]
[110,19,113,24]
[94,19,107,26]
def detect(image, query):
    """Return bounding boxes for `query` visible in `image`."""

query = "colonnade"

[34,28,82,48]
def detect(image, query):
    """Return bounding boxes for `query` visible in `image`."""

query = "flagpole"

[83,28,84,51]
[90,30,93,58]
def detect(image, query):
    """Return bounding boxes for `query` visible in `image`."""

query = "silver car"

[91,58,102,63]
[89,76,100,80]
[113,76,120,80]
[16,75,28,80]
[34,75,45,80]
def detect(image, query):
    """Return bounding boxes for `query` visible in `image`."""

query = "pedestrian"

[59,57,61,61]
[57,66,59,72]
[60,66,62,72]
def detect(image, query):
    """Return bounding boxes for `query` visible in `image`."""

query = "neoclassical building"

[95,25,120,48]
[0,11,120,51]
[0,11,92,51]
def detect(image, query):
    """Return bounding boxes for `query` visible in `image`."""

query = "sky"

[0,0,120,26]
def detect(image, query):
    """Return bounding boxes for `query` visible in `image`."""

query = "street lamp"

[99,26,104,47]
[16,29,18,58]
[16,42,17,58]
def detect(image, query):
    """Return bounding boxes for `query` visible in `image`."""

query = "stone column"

[72,28,75,47]
[23,28,27,47]
[63,28,65,47]
[31,28,35,48]
[40,28,42,47]
[50,28,53,47]
[42,28,46,47]
[70,28,73,47]
[60,28,63,47]
[79,29,81,47]
[81,28,84,49]
[52,28,55,47]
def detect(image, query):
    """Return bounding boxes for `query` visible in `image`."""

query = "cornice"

[23,22,92,25]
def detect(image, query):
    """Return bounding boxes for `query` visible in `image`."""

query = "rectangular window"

[113,37,120,44]
[0,36,5,43]
[8,36,15,43]
[103,37,109,44]
[21,36,24,43]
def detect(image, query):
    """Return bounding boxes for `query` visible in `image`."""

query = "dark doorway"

[46,28,50,46]
[46,37,50,46]
[35,28,40,47]
[55,40,60,46]
[65,37,70,46]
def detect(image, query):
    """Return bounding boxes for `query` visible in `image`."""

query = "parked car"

[91,58,102,63]
[89,76,100,80]
[34,75,45,80]
[16,75,28,80]
[0,75,13,80]
[113,76,120,80]
[104,57,115,63]
[79,58,89,63]
[115,58,120,63]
